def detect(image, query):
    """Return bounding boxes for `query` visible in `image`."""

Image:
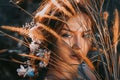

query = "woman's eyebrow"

[61,28,73,32]
[62,28,92,33]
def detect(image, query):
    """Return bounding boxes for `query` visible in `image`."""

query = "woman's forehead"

[63,14,92,31]
[68,13,91,24]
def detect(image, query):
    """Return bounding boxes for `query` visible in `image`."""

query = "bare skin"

[46,13,95,80]
[57,13,92,65]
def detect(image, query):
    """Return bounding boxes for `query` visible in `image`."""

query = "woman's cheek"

[62,38,72,47]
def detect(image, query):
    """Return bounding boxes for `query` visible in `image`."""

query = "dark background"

[0,0,42,80]
[0,0,120,80]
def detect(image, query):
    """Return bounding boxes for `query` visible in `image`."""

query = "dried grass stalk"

[113,9,119,47]
[51,0,72,17]
[1,26,29,36]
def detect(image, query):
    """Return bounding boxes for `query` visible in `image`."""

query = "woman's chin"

[67,57,81,65]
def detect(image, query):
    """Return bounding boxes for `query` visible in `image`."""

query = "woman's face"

[56,13,92,65]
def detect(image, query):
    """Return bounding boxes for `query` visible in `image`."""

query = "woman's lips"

[70,54,79,60]
[70,52,82,61]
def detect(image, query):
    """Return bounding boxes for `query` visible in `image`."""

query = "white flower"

[29,41,39,52]
[17,65,35,77]
[17,65,27,77]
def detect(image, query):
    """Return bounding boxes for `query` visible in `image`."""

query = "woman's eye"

[83,33,91,38]
[61,33,72,38]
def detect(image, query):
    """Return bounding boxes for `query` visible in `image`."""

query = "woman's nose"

[72,43,81,50]
[72,36,81,50]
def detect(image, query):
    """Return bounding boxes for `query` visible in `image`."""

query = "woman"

[30,0,97,80]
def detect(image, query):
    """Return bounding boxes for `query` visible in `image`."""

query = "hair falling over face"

[0,0,120,80]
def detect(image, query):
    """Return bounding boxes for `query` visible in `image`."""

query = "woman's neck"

[46,60,79,79]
